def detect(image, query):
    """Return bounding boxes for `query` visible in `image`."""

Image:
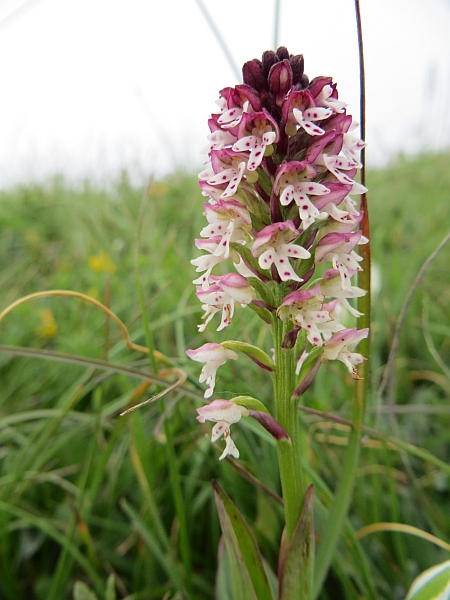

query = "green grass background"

[0,152,449,599]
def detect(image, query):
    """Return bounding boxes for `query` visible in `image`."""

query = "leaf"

[247,277,276,308]
[215,537,233,600]
[247,300,273,324]
[222,341,275,372]
[406,560,450,600]
[231,395,270,414]
[73,581,98,600]
[230,242,271,282]
[278,485,314,600]
[212,480,275,600]
[105,575,116,600]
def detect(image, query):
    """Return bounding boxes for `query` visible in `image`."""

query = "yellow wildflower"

[88,251,116,274]
[36,309,57,338]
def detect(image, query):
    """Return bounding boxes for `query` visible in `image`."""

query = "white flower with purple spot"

[191,243,228,290]
[232,109,280,171]
[196,273,254,332]
[186,343,238,398]
[252,221,310,282]
[200,200,252,259]
[274,161,330,228]
[315,84,347,114]
[278,285,331,345]
[315,231,363,289]
[293,106,333,136]
[322,327,369,378]
[320,269,366,317]
[203,149,251,200]
[315,154,367,195]
[342,132,366,166]
[196,399,248,459]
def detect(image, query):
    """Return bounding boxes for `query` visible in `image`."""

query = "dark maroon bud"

[262,50,278,80]
[248,410,289,440]
[276,46,290,61]
[282,326,300,350]
[242,59,268,93]
[252,299,276,312]
[290,54,305,85]
[293,358,321,398]
[271,263,282,284]
[300,74,309,88]
[268,60,293,107]
[270,192,283,223]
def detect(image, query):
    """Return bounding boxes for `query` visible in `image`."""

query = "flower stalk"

[187,45,370,598]
[272,310,306,541]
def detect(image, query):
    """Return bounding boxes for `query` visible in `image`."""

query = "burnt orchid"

[186,46,369,598]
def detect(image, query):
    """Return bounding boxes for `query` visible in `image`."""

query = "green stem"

[272,312,306,541]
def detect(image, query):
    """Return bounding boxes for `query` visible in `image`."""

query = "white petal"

[303,107,333,121]
[219,435,240,460]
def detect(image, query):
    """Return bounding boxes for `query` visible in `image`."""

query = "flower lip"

[252,221,300,255]
[273,160,317,194]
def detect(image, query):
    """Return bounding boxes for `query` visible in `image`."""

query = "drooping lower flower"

[196,399,248,459]
[321,327,369,378]
[186,343,238,398]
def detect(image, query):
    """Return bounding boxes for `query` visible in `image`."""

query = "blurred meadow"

[0,150,449,599]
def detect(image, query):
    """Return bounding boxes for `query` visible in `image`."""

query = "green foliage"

[0,153,449,598]
[213,480,274,600]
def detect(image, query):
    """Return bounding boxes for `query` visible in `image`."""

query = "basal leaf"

[212,480,274,600]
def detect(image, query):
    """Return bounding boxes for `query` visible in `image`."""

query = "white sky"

[1,0,450,187]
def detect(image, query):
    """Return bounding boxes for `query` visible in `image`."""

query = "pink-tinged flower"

[191,249,227,290]
[322,327,369,378]
[281,88,314,136]
[320,269,366,317]
[274,161,330,227]
[318,214,369,244]
[316,299,346,341]
[315,231,363,289]
[196,273,254,331]
[232,109,280,171]
[200,200,252,259]
[315,154,367,195]
[315,84,347,113]
[202,128,237,154]
[202,149,250,200]
[277,286,331,345]
[186,343,238,398]
[293,106,333,136]
[198,180,227,203]
[216,84,261,130]
[342,132,366,166]
[196,399,248,459]
[252,221,310,282]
